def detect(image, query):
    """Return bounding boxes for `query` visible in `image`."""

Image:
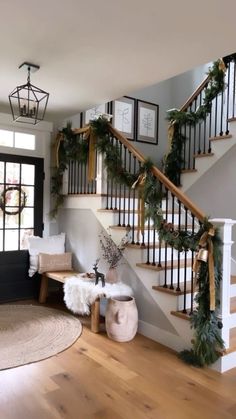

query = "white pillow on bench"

[28,233,65,277]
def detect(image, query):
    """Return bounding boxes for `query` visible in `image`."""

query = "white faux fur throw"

[63,276,133,315]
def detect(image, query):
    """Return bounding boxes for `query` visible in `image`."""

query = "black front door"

[0,153,44,301]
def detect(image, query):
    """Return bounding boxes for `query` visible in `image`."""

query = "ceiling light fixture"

[9,62,49,125]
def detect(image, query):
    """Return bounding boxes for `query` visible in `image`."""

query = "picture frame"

[137,100,158,144]
[111,96,135,140]
[82,103,108,126]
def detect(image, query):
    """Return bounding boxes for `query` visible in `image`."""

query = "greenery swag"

[163,58,227,186]
[52,116,224,367]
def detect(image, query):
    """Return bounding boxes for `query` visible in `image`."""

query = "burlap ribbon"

[131,172,147,237]
[218,58,226,73]
[54,132,64,168]
[193,227,216,311]
[87,127,97,182]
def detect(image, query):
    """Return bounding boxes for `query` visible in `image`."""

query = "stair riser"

[128,246,193,264]
[107,212,189,227]
[158,266,193,286]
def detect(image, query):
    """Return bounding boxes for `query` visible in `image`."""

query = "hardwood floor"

[1,297,236,419]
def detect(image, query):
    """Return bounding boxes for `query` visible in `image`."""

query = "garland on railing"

[163,58,226,185]
[51,117,224,366]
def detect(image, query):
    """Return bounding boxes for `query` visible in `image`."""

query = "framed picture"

[137,100,159,144]
[111,96,135,140]
[82,103,108,125]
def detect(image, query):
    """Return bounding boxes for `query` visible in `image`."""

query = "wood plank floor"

[1,297,236,419]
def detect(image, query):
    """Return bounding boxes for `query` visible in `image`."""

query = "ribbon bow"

[131,172,147,239]
[193,226,216,311]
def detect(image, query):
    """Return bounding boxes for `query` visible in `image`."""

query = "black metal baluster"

[176,200,181,292]
[219,87,224,136]
[136,161,142,245]
[127,151,132,227]
[152,227,156,266]
[146,215,150,265]
[182,207,188,313]
[188,104,192,169]
[122,146,127,226]
[193,99,197,169]
[169,193,175,289]
[131,156,136,244]
[163,188,169,288]
[158,182,163,268]
[118,141,122,225]
[68,160,71,194]
[232,60,236,119]
[190,214,195,314]
[198,91,202,154]
[225,63,231,135]
[214,94,218,137]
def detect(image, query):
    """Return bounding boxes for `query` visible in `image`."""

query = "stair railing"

[64,121,205,314]
[169,56,236,183]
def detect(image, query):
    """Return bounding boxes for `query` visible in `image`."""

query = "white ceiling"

[1,0,236,122]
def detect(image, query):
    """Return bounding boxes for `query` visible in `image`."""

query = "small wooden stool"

[38,271,101,333]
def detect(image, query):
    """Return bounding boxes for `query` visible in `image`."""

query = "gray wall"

[58,208,177,333]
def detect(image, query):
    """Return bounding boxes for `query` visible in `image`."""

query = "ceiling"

[1,0,236,122]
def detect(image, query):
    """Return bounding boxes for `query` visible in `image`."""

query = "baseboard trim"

[138,319,188,352]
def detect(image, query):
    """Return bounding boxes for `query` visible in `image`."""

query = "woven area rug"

[0,304,82,370]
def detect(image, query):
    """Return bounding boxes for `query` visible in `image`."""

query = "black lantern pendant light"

[9,62,49,125]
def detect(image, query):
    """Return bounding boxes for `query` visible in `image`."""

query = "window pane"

[23,186,34,206]
[20,207,34,228]
[5,230,19,250]
[5,213,18,228]
[6,163,20,184]
[20,228,33,249]
[0,211,3,228]
[0,230,3,251]
[0,161,4,183]
[15,132,35,150]
[0,130,13,147]
[21,164,35,185]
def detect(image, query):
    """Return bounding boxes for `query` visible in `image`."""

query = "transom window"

[0,129,35,150]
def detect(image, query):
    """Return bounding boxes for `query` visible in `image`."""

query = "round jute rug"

[0,304,82,370]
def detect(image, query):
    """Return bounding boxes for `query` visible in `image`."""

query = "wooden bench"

[38,271,101,333]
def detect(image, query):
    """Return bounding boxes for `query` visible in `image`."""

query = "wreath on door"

[0,186,27,215]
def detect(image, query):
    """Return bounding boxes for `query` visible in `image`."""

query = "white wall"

[58,207,178,333]
[187,144,236,257]
[0,112,53,236]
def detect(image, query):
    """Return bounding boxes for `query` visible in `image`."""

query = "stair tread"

[230,297,236,314]
[228,117,236,122]
[127,242,169,249]
[181,169,197,173]
[226,328,236,354]
[193,152,214,158]
[231,275,236,285]
[170,310,191,320]
[209,134,232,141]
[153,281,194,295]
[110,224,196,231]
[136,259,192,272]
[98,208,180,214]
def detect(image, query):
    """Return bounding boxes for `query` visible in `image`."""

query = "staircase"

[58,55,236,372]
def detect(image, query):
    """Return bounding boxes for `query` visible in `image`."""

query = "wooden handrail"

[108,124,205,222]
[73,126,90,134]
[180,74,210,112]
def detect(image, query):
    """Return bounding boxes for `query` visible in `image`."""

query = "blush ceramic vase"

[105,296,138,342]
[105,267,118,284]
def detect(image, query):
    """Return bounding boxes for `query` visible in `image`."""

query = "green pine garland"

[163,59,226,186]
[51,117,224,366]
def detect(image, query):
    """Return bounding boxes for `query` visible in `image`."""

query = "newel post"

[96,152,107,194]
[210,218,236,348]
